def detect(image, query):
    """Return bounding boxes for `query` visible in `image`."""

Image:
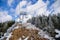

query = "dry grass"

[9,27,48,40]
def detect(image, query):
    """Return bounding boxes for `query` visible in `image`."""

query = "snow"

[18,38,22,40]
[15,14,32,23]
[0,32,12,40]
[0,23,55,40]
[6,32,12,40]
[18,36,29,40]
[44,34,54,40]
[55,29,60,38]
[23,23,40,30]
[38,30,54,40]
[24,36,29,40]
[14,26,19,29]
[15,18,20,22]
[22,36,25,38]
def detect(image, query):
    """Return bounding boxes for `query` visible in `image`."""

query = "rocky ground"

[1,23,55,40]
[9,27,47,40]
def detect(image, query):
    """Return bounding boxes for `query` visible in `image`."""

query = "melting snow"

[6,32,12,40]
[55,29,60,38]
[18,36,29,40]
[0,23,55,40]
[24,36,29,40]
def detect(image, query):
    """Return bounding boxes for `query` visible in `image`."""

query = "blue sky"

[0,0,60,22]
[0,0,56,11]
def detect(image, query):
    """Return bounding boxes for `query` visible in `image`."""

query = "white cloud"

[8,0,13,6]
[51,0,60,14]
[15,0,50,22]
[0,11,12,23]
[15,0,60,23]
[15,1,27,15]
[15,0,48,15]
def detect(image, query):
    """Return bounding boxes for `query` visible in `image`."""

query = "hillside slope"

[1,23,55,40]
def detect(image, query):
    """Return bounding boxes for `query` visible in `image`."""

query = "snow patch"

[55,29,60,38]
[6,32,12,40]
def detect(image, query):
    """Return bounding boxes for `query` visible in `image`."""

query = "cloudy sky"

[0,0,60,23]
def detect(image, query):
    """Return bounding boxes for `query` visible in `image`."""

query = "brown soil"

[9,27,48,40]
